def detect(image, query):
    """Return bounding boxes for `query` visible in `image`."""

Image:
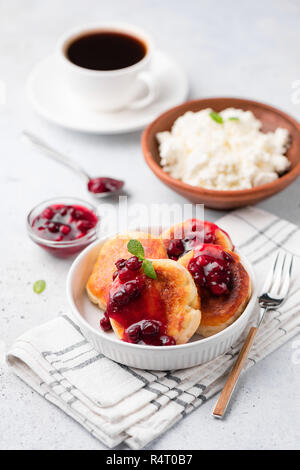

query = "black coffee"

[66,31,147,71]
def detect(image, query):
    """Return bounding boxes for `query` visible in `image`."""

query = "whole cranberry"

[126,256,142,271]
[188,258,206,286]
[112,270,118,280]
[126,323,141,343]
[100,315,112,331]
[210,283,228,296]
[191,220,202,232]
[118,267,134,283]
[42,207,54,220]
[204,230,215,244]
[124,279,143,299]
[193,269,206,287]
[77,220,93,233]
[167,239,185,258]
[134,275,146,291]
[71,208,85,220]
[207,269,223,285]
[106,302,118,316]
[223,251,234,263]
[47,222,59,233]
[60,224,71,235]
[59,206,68,216]
[141,320,161,338]
[115,258,126,270]
[111,288,129,307]
[160,335,176,346]
[196,255,209,267]
[188,259,199,275]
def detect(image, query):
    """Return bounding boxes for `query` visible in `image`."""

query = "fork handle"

[212,326,258,418]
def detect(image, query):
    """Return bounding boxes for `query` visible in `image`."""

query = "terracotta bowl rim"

[142,96,300,198]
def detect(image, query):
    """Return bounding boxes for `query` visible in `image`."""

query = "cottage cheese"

[156,108,290,190]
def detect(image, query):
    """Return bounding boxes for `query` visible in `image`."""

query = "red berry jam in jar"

[28,199,98,258]
[100,256,176,346]
[166,220,232,260]
[188,244,234,296]
[87,177,124,194]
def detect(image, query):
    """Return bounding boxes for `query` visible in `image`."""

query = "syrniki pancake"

[178,245,251,337]
[161,219,233,260]
[86,231,167,310]
[109,259,201,345]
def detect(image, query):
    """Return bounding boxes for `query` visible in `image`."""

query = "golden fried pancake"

[179,248,251,337]
[161,219,234,258]
[86,232,167,311]
[109,259,201,345]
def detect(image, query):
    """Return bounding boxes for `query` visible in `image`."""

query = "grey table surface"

[1,0,300,450]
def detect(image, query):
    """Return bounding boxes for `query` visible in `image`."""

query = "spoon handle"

[22,131,91,181]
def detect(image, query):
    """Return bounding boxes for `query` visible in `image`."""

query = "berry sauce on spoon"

[23,131,124,199]
[87,177,124,194]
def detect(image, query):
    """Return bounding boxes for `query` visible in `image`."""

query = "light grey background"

[1,0,299,450]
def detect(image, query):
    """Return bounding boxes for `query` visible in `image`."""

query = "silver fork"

[212,251,294,419]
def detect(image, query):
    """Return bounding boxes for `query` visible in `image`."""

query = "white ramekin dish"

[66,231,257,370]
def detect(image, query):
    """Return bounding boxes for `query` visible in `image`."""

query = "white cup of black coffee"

[57,23,157,112]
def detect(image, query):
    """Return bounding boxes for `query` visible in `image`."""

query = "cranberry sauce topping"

[32,204,98,242]
[100,256,175,346]
[166,220,231,260]
[87,177,124,194]
[188,244,234,296]
[124,320,176,346]
[100,313,112,332]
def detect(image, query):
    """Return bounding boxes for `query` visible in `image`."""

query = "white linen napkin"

[7,207,300,449]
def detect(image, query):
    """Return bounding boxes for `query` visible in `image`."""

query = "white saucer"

[27,51,189,134]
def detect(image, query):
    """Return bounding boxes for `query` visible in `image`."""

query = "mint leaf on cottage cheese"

[209,111,223,123]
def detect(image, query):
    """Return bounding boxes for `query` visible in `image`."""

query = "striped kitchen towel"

[7,207,300,449]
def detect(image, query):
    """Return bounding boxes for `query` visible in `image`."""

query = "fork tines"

[262,251,294,299]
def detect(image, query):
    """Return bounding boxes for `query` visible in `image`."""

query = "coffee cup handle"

[128,72,157,110]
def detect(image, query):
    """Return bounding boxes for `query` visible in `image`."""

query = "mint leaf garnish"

[33,280,46,294]
[142,259,157,279]
[127,239,157,279]
[228,117,239,121]
[127,239,145,259]
[210,111,223,124]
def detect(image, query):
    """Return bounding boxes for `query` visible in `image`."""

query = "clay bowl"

[142,97,300,209]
